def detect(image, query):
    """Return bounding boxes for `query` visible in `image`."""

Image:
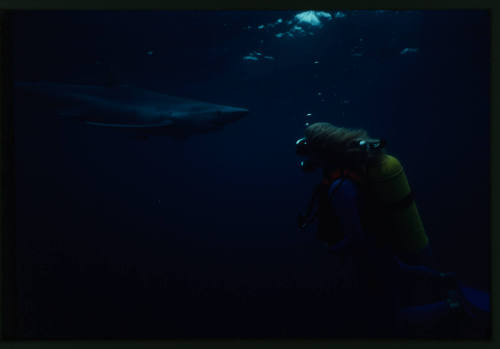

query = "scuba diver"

[296,122,483,338]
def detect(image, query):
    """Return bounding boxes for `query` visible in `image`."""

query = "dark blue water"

[12,10,490,339]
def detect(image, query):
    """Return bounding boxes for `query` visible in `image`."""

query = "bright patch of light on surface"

[270,11,334,40]
[290,25,305,36]
[400,48,419,55]
[243,56,258,61]
[242,51,274,62]
[295,11,332,26]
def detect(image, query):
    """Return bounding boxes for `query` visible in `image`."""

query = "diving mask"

[296,136,386,172]
[357,138,386,151]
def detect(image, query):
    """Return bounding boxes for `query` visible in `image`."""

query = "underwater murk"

[11,10,490,339]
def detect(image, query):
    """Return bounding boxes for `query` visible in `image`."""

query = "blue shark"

[15,81,249,138]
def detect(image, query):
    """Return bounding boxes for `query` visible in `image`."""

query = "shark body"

[15,82,249,138]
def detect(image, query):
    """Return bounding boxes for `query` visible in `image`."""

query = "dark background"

[11,10,490,338]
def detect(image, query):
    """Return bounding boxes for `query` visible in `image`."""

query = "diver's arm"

[327,179,365,254]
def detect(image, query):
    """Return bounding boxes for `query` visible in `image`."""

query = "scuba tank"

[362,155,429,256]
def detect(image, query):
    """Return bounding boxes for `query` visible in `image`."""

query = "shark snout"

[227,108,248,120]
[211,106,248,127]
[232,107,249,120]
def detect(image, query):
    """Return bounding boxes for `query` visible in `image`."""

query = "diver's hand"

[297,213,316,230]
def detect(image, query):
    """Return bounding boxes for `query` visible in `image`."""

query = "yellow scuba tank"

[364,154,429,257]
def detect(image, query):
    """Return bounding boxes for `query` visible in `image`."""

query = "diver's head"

[296,122,385,173]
